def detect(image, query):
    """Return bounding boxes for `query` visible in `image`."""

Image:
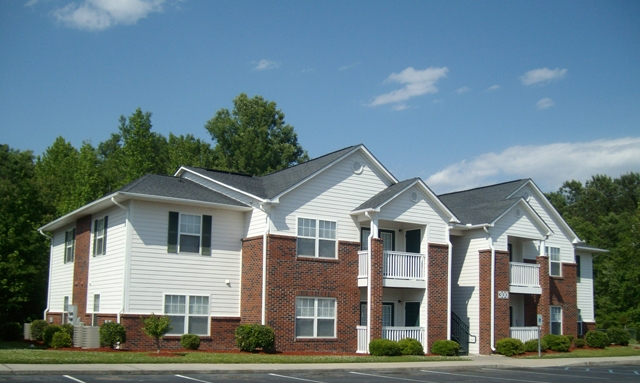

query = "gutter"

[111,197,129,324]
[484,226,496,352]
[38,229,53,321]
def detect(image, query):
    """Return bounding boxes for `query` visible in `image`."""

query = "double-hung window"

[297,218,337,258]
[546,246,561,276]
[295,297,336,338]
[167,212,212,256]
[65,229,76,263]
[550,306,562,335]
[164,294,209,335]
[93,294,100,312]
[93,216,108,256]
[576,255,581,282]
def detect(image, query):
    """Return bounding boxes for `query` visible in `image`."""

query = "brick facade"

[72,215,92,325]
[241,236,264,324]
[478,249,509,354]
[369,238,384,342]
[426,243,449,351]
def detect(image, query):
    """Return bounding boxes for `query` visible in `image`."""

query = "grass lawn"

[521,344,640,359]
[0,342,465,364]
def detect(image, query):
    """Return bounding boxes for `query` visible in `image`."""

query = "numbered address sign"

[498,291,509,299]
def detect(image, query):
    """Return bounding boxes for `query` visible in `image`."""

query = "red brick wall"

[426,243,449,351]
[262,234,361,352]
[478,249,509,354]
[494,250,510,342]
[533,256,579,337]
[369,238,384,342]
[241,236,263,324]
[72,215,92,325]
[479,250,492,354]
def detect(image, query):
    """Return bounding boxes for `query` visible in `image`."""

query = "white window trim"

[93,294,100,313]
[296,216,338,259]
[94,217,107,256]
[64,229,75,264]
[179,213,202,254]
[550,306,563,335]
[295,297,337,338]
[163,293,210,336]
[546,246,562,277]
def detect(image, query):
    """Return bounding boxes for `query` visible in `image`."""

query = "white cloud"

[369,67,448,108]
[25,0,39,7]
[486,84,501,92]
[393,104,409,111]
[426,137,640,194]
[536,97,554,110]
[52,0,165,31]
[339,62,360,71]
[520,67,568,86]
[455,86,470,94]
[253,59,281,71]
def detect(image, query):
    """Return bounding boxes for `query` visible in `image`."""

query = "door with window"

[382,303,394,327]
[405,302,420,326]
[361,228,395,251]
[405,229,421,253]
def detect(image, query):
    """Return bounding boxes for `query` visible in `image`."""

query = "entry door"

[405,302,420,326]
[382,303,394,327]
[405,229,421,253]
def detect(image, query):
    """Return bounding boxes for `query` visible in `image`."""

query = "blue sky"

[1,0,639,194]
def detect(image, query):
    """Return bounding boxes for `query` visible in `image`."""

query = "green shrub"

[495,338,525,356]
[524,338,548,352]
[607,328,630,346]
[430,340,460,356]
[51,332,72,349]
[180,334,201,350]
[574,338,585,348]
[397,337,424,355]
[585,330,610,348]
[141,314,172,353]
[43,325,62,347]
[235,324,275,352]
[565,334,574,344]
[542,334,571,352]
[61,324,74,340]
[30,320,49,341]
[99,322,127,348]
[0,322,23,341]
[369,338,402,356]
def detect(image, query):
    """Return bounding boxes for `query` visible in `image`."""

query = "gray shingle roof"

[438,179,530,225]
[183,145,359,199]
[354,178,419,211]
[118,174,248,207]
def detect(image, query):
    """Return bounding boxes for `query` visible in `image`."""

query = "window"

[167,212,212,256]
[297,218,337,258]
[576,255,581,282]
[296,297,336,338]
[63,296,69,312]
[546,246,561,276]
[93,294,100,312]
[382,303,394,327]
[360,302,367,326]
[550,306,562,335]
[360,228,395,251]
[578,309,583,336]
[65,229,76,263]
[164,294,209,335]
[93,217,108,256]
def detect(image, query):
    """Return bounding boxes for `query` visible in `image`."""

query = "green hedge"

[369,338,402,356]
[585,330,609,348]
[51,332,72,349]
[542,334,571,352]
[180,334,201,350]
[496,338,525,356]
[235,324,275,352]
[606,328,630,346]
[430,340,460,356]
[398,337,424,355]
[99,322,127,348]
[30,319,49,341]
[574,338,585,348]
[524,338,548,352]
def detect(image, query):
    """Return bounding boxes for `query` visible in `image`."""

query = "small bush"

[585,330,610,348]
[524,338,548,352]
[542,334,571,352]
[397,337,424,355]
[369,338,402,356]
[574,338,585,348]
[99,322,127,348]
[235,324,275,352]
[565,334,574,344]
[61,324,74,340]
[51,332,72,349]
[430,340,460,356]
[495,338,525,356]
[43,325,63,347]
[607,328,630,346]
[0,322,23,341]
[30,320,49,341]
[180,334,201,350]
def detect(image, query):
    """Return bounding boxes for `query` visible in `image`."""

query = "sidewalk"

[1,355,640,375]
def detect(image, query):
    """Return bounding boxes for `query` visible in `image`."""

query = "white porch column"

[364,211,378,351]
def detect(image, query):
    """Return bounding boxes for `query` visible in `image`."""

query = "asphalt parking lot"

[2,365,640,383]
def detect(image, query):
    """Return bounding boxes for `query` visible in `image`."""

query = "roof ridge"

[262,144,359,178]
[438,178,530,197]
[185,166,254,178]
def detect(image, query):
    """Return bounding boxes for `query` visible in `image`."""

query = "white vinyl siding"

[576,252,595,322]
[128,201,243,316]
[491,205,546,254]
[87,206,126,313]
[48,225,75,312]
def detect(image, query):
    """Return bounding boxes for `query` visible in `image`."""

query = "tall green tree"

[34,137,80,217]
[0,144,51,323]
[205,93,308,175]
[166,133,216,174]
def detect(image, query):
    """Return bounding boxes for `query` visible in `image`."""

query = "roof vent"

[410,191,418,203]
[352,161,363,174]
[515,208,522,218]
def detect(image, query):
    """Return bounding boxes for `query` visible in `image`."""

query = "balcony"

[510,262,541,294]
[356,325,425,353]
[358,251,425,288]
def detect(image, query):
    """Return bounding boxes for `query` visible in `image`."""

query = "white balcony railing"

[358,251,368,277]
[358,251,425,280]
[510,326,540,343]
[356,326,425,354]
[510,262,540,288]
[356,325,368,353]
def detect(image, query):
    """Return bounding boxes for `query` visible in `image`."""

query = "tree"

[166,133,216,174]
[34,137,79,217]
[0,145,51,324]
[205,93,308,175]
[141,314,172,353]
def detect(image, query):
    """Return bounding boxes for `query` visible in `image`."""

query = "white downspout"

[447,225,452,340]
[259,203,271,325]
[38,229,53,321]
[364,211,377,351]
[484,226,496,352]
[111,197,129,324]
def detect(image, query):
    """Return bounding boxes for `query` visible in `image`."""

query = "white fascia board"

[178,167,266,203]
[350,207,380,216]
[39,193,118,232]
[492,199,553,238]
[510,180,580,242]
[116,192,252,211]
[574,244,609,254]
[272,145,399,201]
[453,223,491,230]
